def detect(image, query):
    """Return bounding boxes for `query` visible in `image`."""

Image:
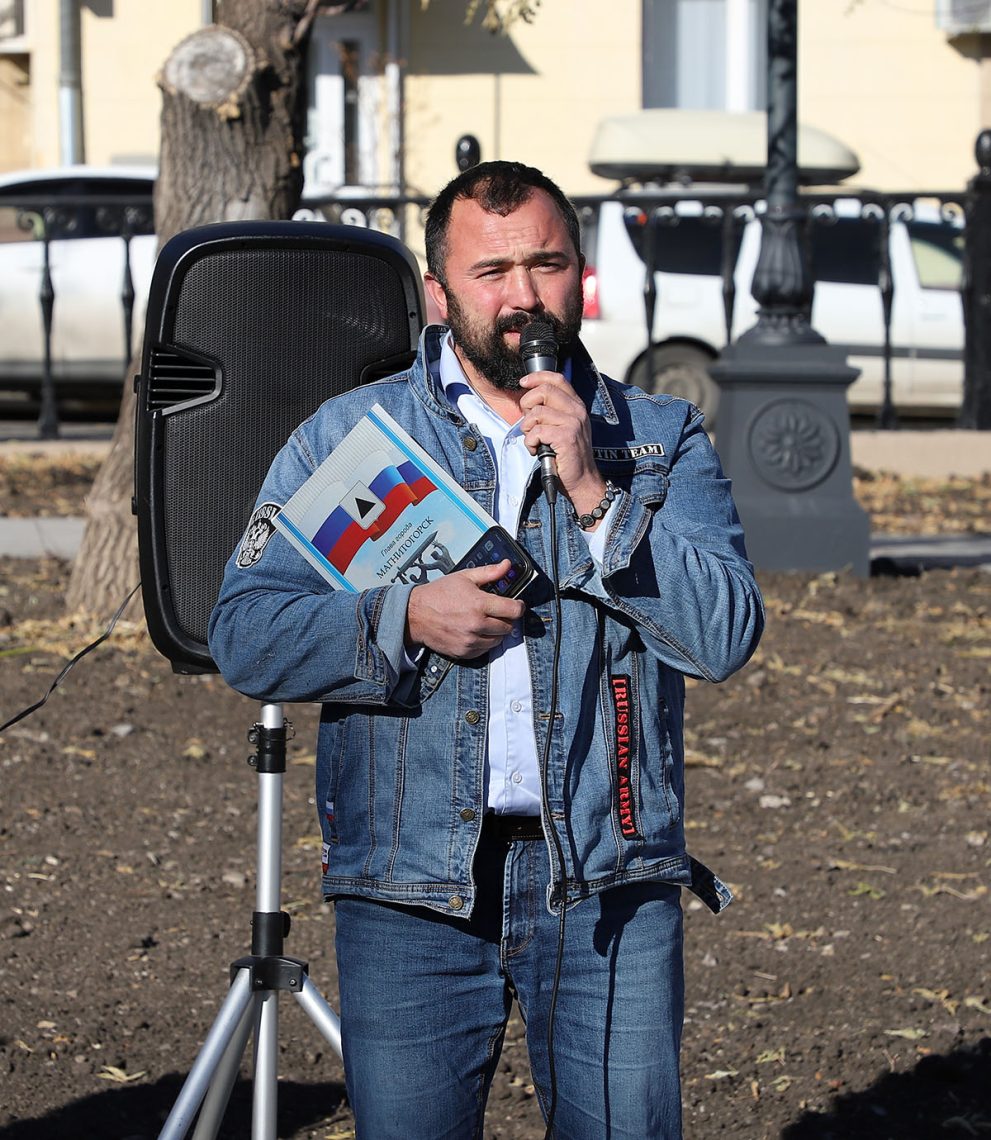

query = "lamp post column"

[961,130,991,430]
[709,0,870,576]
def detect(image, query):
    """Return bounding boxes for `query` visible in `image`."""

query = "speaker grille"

[158,244,414,653]
[146,346,219,410]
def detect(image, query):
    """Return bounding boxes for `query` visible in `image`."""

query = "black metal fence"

[1,181,976,438]
[0,188,154,437]
[571,186,967,429]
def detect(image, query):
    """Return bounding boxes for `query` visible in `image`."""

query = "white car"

[578,194,964,423]
[0,166,156,397]
[578,108,964,424]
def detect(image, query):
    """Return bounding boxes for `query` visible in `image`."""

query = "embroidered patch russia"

[610,675,640,839]
[236,502,282,568]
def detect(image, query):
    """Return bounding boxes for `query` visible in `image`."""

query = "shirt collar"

[438,331,474,408]
[437,329,573,413]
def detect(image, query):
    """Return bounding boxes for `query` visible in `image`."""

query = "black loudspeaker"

[135,220,424,674]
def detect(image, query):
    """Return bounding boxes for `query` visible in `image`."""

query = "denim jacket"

[208,326,764,917]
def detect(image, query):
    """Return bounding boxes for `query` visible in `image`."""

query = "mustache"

[495,311,565,340]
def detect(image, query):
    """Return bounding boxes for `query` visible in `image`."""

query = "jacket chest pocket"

[598,455,670,511]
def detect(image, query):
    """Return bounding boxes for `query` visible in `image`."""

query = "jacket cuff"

[360,583,417,698]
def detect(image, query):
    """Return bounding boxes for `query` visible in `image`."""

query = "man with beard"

[210,161,764,1138]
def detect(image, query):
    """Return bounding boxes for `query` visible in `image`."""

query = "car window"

[810,217,881,286]
[613,200,965,295]
[622,210,743,276]
[906,219,963,291]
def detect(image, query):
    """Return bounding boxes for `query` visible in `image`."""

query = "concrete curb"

[1,517,87,560]
[849,431,990,479]
[869,533,991,572]
[0,438,112,459]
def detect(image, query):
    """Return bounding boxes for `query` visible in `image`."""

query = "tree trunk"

[154,8,309,246]
[66,0,316,619]
[64,353,142,616]
[65,0,535,619]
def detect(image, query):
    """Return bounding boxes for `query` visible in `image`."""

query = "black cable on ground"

[0,583,142,734]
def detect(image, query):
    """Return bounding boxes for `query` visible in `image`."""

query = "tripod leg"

[252,991,280,1140]
[190,992,257,1140]
[158,968,256,1140]
[295,974,343,1057]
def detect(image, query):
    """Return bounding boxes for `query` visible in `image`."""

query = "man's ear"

[423,272,449,322]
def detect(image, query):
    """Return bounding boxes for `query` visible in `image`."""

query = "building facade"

[0,1,987,200]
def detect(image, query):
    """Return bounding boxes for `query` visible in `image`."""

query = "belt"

[482,813,544,841]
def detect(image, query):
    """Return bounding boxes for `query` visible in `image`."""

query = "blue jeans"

[334,828,685,1139]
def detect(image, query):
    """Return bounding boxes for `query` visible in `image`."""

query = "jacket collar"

[570,337,621,426]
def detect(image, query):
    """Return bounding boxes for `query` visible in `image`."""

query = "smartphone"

[454,527,537,599]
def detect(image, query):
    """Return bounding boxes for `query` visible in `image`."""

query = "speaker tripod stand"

[158,703,343,1140]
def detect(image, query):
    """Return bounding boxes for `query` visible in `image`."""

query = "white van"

[578,111,965,422]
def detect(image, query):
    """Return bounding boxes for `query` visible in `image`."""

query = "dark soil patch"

[0,477,989,1138]
[0,454,103,519]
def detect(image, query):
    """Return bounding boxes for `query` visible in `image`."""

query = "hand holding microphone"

[519,318,610,525]
[519,320,559,505]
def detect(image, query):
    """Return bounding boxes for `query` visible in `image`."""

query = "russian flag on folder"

[312,460,436,574]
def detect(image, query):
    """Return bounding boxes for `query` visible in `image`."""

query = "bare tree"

[66,0,538,618]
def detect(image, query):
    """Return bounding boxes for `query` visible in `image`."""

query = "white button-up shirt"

[437,332,613,814]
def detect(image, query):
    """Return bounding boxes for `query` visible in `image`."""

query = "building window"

[0,0,26,44]
[305,5,379,193]
[643,0,767,112]
[339,39,361,186]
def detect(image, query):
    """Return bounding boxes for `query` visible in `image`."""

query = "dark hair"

[424,160,582,285]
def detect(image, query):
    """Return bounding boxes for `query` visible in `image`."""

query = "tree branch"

[422,0,542,34]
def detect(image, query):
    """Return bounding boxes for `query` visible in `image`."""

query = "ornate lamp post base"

[707,0,870,576]
[711,340,870,576]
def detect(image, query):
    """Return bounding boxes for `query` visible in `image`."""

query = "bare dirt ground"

[1,457,989,1139]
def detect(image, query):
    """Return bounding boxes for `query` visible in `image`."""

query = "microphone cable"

[538,492,567,1140]
[517,316,568,1136]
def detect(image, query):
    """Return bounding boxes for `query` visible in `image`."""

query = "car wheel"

[629,345,720,426]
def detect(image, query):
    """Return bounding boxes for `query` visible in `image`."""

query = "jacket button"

[465,709,481,725]
[463,436,478,451]
[460,808,476,822]
[448,895,464,910]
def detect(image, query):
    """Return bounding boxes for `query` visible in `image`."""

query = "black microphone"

[520,320,558,505]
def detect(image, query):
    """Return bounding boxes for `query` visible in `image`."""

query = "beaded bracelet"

[574,481,618,530]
